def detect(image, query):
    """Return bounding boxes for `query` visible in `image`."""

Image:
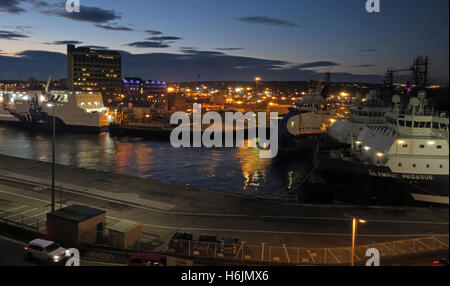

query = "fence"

[165,236,449,265]
[0,209,46,234]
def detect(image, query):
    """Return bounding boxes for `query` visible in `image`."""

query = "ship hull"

[15,121,109,133]
[315,152,449,206]
[6,104,109,133]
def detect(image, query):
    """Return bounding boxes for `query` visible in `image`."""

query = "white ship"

[0,91,19,123]
[327,90,389,146]
[1,90,113,132]
[316,91,449,205]
[278,90,340,151]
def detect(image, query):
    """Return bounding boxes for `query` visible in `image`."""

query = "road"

[0,235,125,266]
[0,171,448,252]
[0,235,36,266]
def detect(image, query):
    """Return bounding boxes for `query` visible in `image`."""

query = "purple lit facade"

[123,78,168,108]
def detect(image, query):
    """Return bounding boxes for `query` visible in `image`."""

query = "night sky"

[0,0,448,83]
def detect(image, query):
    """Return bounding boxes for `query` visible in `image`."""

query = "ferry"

[0,92,19,123]
[315,91,449,206]
[1,90,112,132]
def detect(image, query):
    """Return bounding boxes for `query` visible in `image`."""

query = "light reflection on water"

[0,125,307,196]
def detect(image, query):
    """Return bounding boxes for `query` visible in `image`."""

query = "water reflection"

[0,125,306,196]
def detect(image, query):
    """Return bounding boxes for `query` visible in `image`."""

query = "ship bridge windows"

[405,121,412,127]
[398,120,405,127]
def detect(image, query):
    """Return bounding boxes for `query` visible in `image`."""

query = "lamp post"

[351,218,367,266]
[48,101,56,212]
[254,76,262,99]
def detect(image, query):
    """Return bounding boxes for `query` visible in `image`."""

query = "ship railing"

[397,110,449,118]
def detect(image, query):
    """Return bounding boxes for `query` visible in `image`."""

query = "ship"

[326,90,389,147]
[315,91,449,206]
[278,90,341,152]
[1,89,112,132]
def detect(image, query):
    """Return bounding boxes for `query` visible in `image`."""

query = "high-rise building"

[67,45,122,105]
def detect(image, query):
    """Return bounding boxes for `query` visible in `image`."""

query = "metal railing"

[0,210,46,234]
[164,236,449,265]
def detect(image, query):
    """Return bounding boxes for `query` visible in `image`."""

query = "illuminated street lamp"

[351,218,367,266]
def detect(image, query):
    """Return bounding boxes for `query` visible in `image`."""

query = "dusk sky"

[0,0,448,83]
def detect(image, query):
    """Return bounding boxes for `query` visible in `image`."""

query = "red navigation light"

[433,261,440,264]
[24,246,28,251]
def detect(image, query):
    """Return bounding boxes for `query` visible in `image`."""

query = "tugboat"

[315,91,449,206]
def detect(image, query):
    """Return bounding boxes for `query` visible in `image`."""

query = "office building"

[67,45,122,105]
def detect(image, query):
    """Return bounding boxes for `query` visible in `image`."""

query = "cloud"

[43,40,83,45]
[358,49,377,52]
[145,30,163,35]
[80,45,109,50]
[124,41,170,48]
[0,49,392,83]
[238,16,300,27]
[0,0,26,14]
[180,46,198,50]
[352,64,376,68]
[216,48,244,51]
[0,29,29,40]
[32,1,121,24]
[292,61,339,69]
[147,36,182,41]
[0,50,66,79]
[95,24,134,31]
[57,6,120,23]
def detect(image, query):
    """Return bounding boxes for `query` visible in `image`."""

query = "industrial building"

[46,205,106,246]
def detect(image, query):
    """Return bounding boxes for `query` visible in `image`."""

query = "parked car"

[196,234,219,256]
[221,237,239,256]
[168,232,193,253]
[128,253,167,266]
[24,239,69,264]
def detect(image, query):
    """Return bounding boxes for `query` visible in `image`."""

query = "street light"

[351,217,367,266]
[254,77,262,98]
[48,101,56,212]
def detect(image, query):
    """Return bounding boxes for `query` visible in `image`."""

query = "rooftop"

[107,220,142,233]
[47,204,105,222]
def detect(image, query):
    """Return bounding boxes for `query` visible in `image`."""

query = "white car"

[25,239,70,263]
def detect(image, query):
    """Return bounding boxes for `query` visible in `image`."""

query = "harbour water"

[0,125,310,196]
